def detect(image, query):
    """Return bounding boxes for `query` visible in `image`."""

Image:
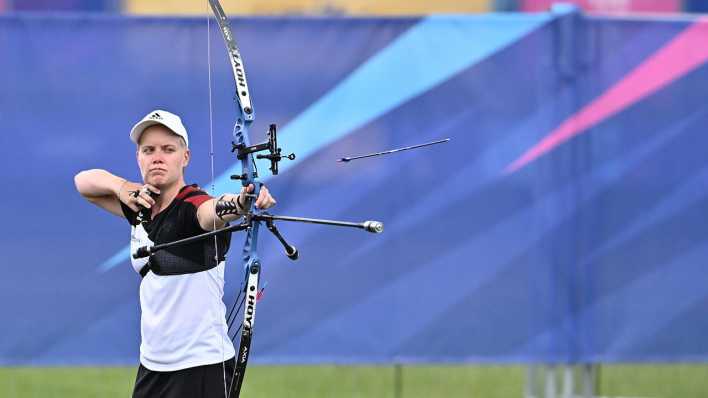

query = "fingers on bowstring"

[135,195,152,209]
[135,185,159,208]
[141,185,160,202]
[144,184,160,197]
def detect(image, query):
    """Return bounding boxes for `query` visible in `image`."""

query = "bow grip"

[241,182,263,210]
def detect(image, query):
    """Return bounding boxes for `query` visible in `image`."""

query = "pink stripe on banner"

[521,0,680,12]
[505,17,708,174]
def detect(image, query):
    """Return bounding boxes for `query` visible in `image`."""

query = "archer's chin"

[145,176,168,187]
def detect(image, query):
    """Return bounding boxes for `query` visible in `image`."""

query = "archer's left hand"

[241,183,276,210]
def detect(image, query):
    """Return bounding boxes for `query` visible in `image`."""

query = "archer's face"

[136,125,190,188]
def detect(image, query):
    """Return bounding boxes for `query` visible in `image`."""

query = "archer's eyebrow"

[140,144,177,150]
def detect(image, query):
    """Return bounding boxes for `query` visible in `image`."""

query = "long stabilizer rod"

[133,213,383,259]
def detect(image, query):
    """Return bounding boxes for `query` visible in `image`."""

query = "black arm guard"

[215,195,246,220]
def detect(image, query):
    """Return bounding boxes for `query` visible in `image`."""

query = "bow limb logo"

[244,293,256,332]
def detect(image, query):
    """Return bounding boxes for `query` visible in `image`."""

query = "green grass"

[0,364,706,397]
[597,364,708,398]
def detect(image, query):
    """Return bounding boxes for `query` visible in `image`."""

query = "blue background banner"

[1,10,707,365]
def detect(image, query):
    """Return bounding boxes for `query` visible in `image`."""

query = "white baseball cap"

[130,109,189,147]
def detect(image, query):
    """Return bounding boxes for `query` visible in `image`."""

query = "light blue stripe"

[274,14,552,171]
[98,14,551,272]
[97,246,132,272]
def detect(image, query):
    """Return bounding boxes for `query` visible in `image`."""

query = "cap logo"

[149,112,163,120]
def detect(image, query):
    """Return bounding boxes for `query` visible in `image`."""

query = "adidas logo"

[149,112,163,120]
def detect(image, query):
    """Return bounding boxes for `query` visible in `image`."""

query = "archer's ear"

[183,148,191,167]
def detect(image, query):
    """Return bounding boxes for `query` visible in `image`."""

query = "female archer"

[74,109,275,398]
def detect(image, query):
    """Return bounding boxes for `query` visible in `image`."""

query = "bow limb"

[208,1,259,397]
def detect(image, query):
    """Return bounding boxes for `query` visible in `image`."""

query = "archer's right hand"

[120,183,160,213]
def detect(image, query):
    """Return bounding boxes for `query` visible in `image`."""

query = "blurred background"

[2,1,708,397]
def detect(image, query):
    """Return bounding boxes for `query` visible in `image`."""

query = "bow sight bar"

[231,124,295,179]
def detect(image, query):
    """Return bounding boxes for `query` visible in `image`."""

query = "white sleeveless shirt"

[125,186,235,371]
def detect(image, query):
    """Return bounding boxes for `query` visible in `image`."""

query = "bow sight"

[230,124,295,180]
